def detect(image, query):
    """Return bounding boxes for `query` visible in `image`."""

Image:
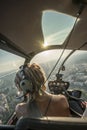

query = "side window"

[0,49,25,124]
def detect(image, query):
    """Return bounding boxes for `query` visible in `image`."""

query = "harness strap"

[43,96,52,116]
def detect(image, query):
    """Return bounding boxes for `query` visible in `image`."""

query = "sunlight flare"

[43,41,48,47]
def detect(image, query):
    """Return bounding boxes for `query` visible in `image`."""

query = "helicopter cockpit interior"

[0,0,87,130]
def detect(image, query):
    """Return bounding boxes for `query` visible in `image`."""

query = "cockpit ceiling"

[0,0,87,55]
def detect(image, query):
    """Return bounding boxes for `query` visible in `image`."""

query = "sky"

[42,11,75,45]
[0,11,76,73]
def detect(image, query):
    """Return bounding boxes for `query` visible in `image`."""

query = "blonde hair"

[24,63,46,91]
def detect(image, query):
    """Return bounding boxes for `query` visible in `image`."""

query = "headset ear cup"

[20,79,33,94]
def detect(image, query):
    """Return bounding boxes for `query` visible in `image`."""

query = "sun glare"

[43,41,48,47]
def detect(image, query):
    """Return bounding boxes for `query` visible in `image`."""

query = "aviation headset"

[17,65,34,95]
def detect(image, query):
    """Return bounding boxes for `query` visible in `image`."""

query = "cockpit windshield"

[30,49,87,101]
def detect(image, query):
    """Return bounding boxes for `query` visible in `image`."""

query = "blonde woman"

[15,63,71,119]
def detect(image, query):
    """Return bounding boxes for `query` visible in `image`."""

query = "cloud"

[45,27,72,45]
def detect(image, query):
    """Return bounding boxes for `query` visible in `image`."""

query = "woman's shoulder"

[15,102,28,118]
[16,102,27,110]
[51,94,67,100]
[46,91,67,102]
[51,94,69,107]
